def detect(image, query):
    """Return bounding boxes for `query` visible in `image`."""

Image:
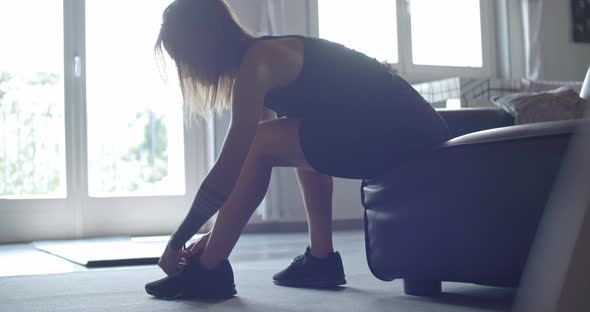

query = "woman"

[145,0,449,300]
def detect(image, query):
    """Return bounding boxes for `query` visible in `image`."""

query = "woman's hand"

[185,232,211,257]
[158,233,211,276]
[158,244,191,276]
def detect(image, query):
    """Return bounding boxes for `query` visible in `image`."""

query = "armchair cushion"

[492,87,588,125]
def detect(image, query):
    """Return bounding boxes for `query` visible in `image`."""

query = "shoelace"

[291,255,305,265]
[181,243,192,263]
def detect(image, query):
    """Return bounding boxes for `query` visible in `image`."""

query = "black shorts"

[298,96,449,180]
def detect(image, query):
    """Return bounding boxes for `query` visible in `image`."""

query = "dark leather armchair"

[361,107,588,296]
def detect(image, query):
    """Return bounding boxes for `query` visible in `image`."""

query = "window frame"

[0,0,211,243]
[309,0,497,82]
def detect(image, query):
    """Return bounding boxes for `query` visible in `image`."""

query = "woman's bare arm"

[167,42,280,249]
[205,48,275,192]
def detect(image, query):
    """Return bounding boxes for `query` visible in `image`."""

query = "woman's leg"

[295,168,334,258]
[199,118,316,269]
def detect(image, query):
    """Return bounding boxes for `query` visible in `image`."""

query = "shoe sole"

[273,278,347,289]
[145,288,184,301]
[147,286,237,300]
[178,286,237,300]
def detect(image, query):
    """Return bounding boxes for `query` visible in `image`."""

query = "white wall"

[539,0,590,81]
[502,0,590,81]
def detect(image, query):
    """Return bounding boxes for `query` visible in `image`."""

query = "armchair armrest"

[436,108,515,139]
[446,119,586,147]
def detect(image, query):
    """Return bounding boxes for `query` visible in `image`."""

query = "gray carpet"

[0,242,514,312]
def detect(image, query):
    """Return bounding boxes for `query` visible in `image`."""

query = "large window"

[410,0,483,67]
[86,0,185,197]
[0,0,207,242]
[318,0,398,64]
[0,0,66,199]
[315,0,495,80]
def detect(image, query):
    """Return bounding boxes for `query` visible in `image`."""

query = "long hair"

[155,0,254,123]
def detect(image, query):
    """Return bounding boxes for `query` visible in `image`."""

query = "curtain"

[259,0,287,36]
[254,0,291,221]
[521,0,545,79]
[200,0,290,229]
[205,1,310,222]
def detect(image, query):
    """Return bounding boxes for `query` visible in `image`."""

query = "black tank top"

[260,34,410,119]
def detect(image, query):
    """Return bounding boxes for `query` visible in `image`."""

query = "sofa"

[361,70,590,296]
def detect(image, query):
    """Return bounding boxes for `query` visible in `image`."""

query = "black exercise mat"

[32,235,202,268]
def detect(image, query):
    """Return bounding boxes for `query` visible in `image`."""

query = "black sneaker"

[273,247,346,288]
[145,255,237,300]
[144,273,186,300]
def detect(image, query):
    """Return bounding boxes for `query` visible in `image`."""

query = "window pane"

[86,0,185,197]
[318,0,398,63]
[0,1,66,199]
[410,0,483,67]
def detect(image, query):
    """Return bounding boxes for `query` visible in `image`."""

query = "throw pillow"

[492,87,588,125]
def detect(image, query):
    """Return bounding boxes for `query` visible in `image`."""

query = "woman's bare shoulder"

[242,38,304,88]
